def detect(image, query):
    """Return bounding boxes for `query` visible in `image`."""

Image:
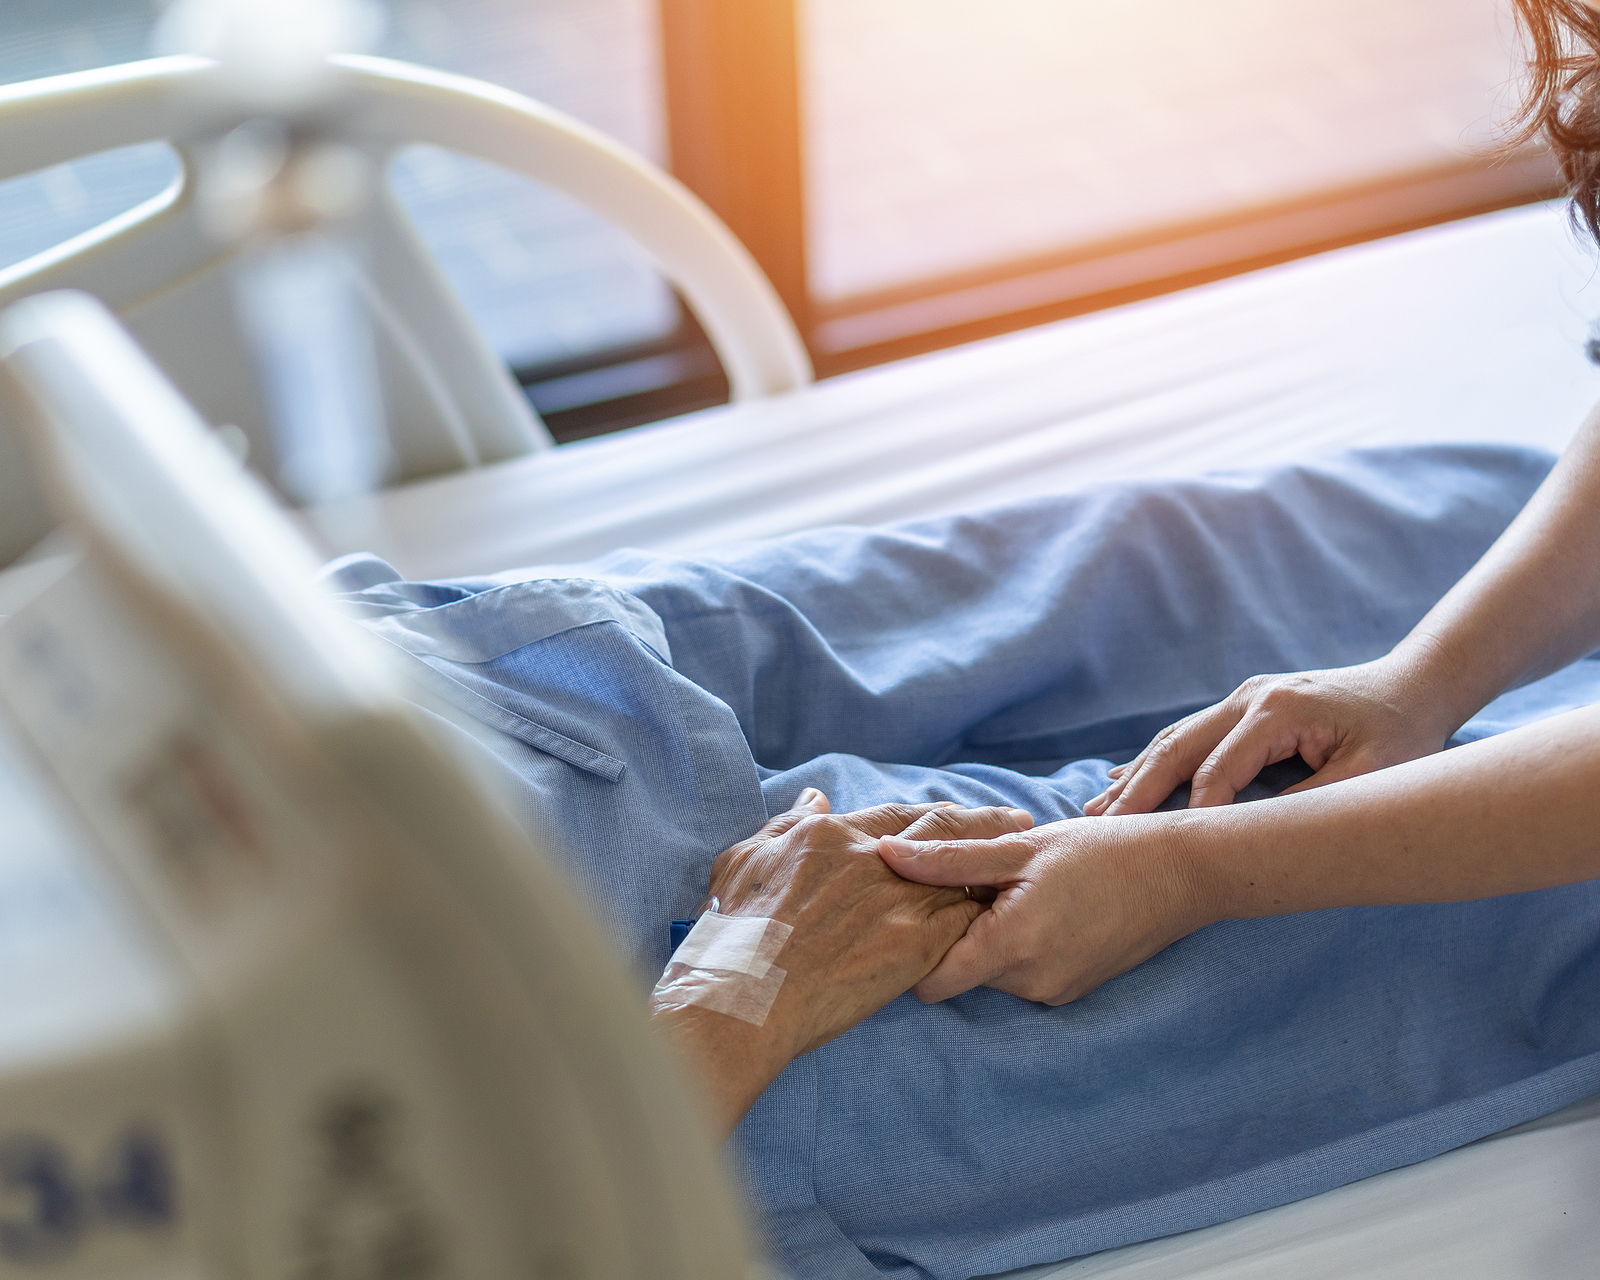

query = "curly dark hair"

[1512,0,1600,241]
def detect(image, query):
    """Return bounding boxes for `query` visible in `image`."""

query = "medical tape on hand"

[652,910,794,1027]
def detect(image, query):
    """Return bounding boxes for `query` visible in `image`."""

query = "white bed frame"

[2,55,1598,1280]
[0,55,808,514]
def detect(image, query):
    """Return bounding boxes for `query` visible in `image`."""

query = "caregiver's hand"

[878,816,1209,1006]
[1083,656,1454,816]
[653,789,1032,1135]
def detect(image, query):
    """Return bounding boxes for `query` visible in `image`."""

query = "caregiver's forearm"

[1178,701,1600,918]
[1393,407,1600,733]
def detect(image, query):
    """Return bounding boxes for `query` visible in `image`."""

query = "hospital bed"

[0,291,757,1279]
[2,50,1600,1280]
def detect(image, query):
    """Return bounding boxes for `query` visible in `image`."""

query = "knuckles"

[1010,958,1085,1006]
[792,811,843,840]
[1252,683,1305,715]
[1143,732,1185,764]
[915,805,1005,838]
[904,808,964,839]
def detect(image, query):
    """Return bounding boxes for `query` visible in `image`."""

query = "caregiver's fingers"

[1097,706,1244,815]
[898,805,1034,843]
[927,896,989,948]
[912,937,990,1001]
[911,907,1021,1001]
[1087,742,1163,810]
[1186,715,1302,808]
[1084,711,1207,815]
[877,832,1034,887]
[1279,750,1383,796]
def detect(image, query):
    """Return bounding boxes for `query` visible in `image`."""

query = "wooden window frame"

[659,0,1563,379]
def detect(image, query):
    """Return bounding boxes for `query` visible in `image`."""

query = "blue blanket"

[324,445,1600,1279]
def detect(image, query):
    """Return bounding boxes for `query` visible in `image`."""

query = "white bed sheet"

[305,201,1600,1277]
[308,201,1600,578]
[996,1094,1600,1280]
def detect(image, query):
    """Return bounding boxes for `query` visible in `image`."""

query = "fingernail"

[1008,808,1032,826]
[879,835,915,856]
[935,800,962,808]
[798,787,823,805]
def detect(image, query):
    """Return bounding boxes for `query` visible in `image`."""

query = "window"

[0,2,177,275]
[664,0,1553,374]
[0,0,716,443]
[381,0,727,440]
[0,1,1555,438]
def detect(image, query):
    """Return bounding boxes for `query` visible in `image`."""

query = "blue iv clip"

[670,896,717,956]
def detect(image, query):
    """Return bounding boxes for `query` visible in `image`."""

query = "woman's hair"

[1512,0,1600,241]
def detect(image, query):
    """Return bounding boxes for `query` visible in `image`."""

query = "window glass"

[0,1,173,274]
[0,0,674,375]
[0,144,180,275]
[802,0,1524,302]
[389,146,673,371]
[382,0,676,373]
[0,0,156,83]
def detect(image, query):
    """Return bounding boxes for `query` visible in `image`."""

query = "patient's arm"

[651,792,1030,1137]
[881,699,1600,1005]
[1090,404,1600,814]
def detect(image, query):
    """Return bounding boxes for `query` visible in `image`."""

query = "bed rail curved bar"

[330,54,814,402]
[0,56,546,484]
[0,56,812,492]
[0,60,205,312]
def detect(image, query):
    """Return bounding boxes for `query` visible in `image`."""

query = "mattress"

[306,201,1600,578]
[998,1094,1600,1279]
[304,201,1600,1277]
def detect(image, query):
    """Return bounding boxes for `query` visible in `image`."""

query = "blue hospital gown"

[324,444,1600,1280]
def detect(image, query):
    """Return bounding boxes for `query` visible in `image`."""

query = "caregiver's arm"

[652,791,1030,1137]
[1091,406,1600,814]
[881,700,1600,1005]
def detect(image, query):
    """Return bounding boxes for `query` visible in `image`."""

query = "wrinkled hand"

[1084,658,1451,816]
[878,816,1208,1005]
[706,790,1032,1057]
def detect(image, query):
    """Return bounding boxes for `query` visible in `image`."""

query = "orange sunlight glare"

[803,0,1525,300]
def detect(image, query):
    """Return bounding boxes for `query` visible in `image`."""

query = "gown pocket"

[389,645,627,782]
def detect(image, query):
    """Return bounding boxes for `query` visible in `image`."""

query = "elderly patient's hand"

[653,789,1031,1136]
[707,789,1032,1059]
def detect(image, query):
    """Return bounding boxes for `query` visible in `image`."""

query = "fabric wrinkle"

[320,444,1600,1280]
